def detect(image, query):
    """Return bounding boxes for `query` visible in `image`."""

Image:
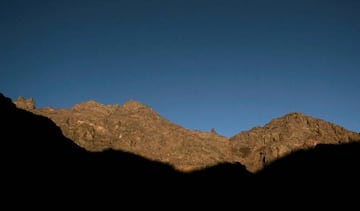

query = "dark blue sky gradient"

[1,0,359,136]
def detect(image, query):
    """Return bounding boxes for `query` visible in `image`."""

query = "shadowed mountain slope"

[256,142,360,204]
[258,141,360,180]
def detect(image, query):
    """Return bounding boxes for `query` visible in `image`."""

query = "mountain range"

[14,95,360,173]
[2,92,360,206]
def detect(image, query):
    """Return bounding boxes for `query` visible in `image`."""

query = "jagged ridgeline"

[13,96,360,173]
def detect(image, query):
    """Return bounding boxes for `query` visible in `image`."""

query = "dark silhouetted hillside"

[258,142,360,179]
[257,141,360,186]
[255,142,360,204]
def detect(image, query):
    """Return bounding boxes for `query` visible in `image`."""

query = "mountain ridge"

[14,96,360,172]
[230,111,360,172]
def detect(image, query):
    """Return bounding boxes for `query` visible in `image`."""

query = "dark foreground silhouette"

[1,92,359,206]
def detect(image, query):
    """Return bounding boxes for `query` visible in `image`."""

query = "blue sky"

[1,0,359,137]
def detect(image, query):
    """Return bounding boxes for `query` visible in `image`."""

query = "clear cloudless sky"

[1,0,359,137]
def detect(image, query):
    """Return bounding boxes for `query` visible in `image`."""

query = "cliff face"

[15,97,360,172]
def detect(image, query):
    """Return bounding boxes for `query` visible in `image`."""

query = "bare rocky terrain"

[14,96,360,172]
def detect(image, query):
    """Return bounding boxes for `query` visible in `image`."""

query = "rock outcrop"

[14,96,35,110]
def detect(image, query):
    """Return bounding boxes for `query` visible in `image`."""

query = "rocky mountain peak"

[14,96,35,110]
[283,112,308,121]
[71,100,116,115]
[72,100,105,109]
[267,112,313,126]
[121,100,149,111]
